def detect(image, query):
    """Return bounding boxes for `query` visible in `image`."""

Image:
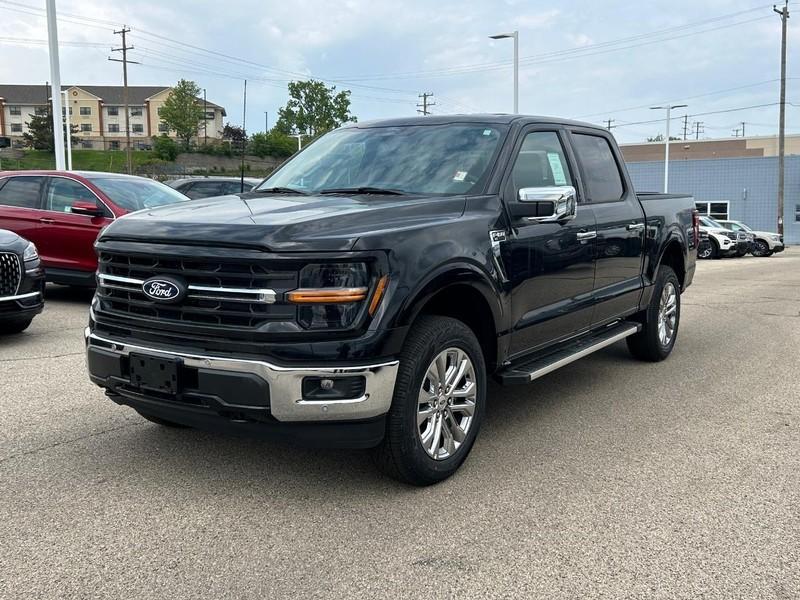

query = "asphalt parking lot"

[1,250,798,599]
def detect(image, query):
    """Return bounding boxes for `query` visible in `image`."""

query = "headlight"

[287,263,371,330]
[22,241,39,262]
[771,235,781,241]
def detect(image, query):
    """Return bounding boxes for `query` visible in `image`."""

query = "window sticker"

[453,170,468,182]
[483,129,492,136]
[546,152,568,185]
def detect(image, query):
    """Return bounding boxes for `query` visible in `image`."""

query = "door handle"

[626,223,645,231]
[39,218,55,224]
[576,230,597,241]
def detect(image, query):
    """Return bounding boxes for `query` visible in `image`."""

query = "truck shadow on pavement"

[99,345,635,495]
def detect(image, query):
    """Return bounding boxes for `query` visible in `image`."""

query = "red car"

[0,171,188,286]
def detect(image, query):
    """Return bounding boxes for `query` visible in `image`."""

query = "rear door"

[499,127,597,357]
[38,176,113,273]
[0,175,46,247]
[568,130,646,326]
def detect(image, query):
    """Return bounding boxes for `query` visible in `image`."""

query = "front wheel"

[698,240,716,259]
[627,266,681,362]
[751,239,772,257]
[373,316,486,486]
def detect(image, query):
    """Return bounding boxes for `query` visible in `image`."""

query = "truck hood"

[100,192,467,251]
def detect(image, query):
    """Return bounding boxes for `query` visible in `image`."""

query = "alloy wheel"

[417,347,477,460]
[657,282,678,347]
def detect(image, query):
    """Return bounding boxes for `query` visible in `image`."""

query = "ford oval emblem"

[142,277,186,304]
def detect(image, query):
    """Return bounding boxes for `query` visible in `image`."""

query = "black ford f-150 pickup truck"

[85,115,698,485]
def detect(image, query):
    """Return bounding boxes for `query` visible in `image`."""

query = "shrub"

[152,135,178,161]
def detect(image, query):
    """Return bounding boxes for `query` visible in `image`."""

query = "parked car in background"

[697,216,738,259]
[0,229,44,334]
[86,114,698,484]
[0,171,189,286]
[716,219,784,257]
[167,177,262,199]
[699,216,749,257]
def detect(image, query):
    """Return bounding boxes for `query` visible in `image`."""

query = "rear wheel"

[0,317,34,335]
[627,266,680,362]
[751,239,772,257]
[373,316,486,486]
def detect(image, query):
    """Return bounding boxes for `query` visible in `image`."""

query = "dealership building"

[621,134,800,245]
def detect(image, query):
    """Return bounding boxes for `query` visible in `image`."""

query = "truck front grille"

[0,252,21,297]
[96,250,298,330]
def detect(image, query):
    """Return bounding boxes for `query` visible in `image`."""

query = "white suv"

[697,217,738,259]
[717,220,785,257]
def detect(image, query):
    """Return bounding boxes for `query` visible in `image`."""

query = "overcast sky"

[0,0,796,143]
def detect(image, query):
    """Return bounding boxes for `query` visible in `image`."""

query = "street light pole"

[45,0,65,170]
[650,104,687,193]
[290,133,305,151]
[62,90,72,170]
[489,30,519,113]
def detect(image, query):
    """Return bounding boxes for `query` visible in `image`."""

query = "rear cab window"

[570,133,624,203]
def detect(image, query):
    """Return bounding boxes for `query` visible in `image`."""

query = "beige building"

[620,134,800,163]
[0,84,226,150]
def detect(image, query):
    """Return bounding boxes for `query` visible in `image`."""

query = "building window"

[61,106,73,116]
[109,141,120,150]
[796,204,800,223]
[158,122,169,133]
[205,111,215,120]
[107,106,119,116]
[9,106,21,116]
[130,107,142,117]
[157,107,162,116]
[80,123,92,132]
[81,140,93,149]
[132,124,144,133]
[108,124,120,133]
[695,201,729,220]
[10,123,23,133]
[35,107,48,116]
[79,106,91,116]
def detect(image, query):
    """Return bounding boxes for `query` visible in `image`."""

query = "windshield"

[701,216,725,229]
[727,221,752,232]
[258,123,507,196]
[90,177,189,211]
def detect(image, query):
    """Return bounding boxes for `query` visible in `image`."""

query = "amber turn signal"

[368,275,389,316]
[287,287,368,304]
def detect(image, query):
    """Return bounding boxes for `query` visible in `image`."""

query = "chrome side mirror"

[517,185,577,222]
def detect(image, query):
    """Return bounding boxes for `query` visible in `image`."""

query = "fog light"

[302,376,366,401]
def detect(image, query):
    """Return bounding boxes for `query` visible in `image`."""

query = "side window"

[222,181,247,194]
[509,131,573,198]
[0,176,43,209]
[184,182,222,199]
[45,178,96,213]
[571,133,624,203]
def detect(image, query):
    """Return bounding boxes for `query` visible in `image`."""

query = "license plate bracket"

[129,353,181,395]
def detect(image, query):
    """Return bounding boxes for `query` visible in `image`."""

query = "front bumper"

[85,330,399,444]
[771,242,785,253]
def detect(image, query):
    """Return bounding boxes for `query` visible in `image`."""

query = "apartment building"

[0,84,226,150]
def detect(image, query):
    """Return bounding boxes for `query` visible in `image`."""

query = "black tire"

[627,265,681,362]
[709,239,721,259]
[0,317,34,335]
[752,239,772,257]
[373,316,486,486]
[135,410,189,428]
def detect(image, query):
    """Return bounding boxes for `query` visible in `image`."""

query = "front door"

[500,129,597,358]
[38,176,113,274]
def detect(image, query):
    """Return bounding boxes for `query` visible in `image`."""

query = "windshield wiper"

[318,186,406,196]
[253,187,310,195]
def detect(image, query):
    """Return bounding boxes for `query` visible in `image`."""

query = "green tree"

[159,79,205,151]
[248,131,296,158]
[152,135,179,161]
[22,112,79,151]
[274,80,355,137]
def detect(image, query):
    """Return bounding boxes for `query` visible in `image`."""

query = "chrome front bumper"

[85,330,399,423]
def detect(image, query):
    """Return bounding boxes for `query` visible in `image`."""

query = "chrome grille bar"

[98,273,277,304]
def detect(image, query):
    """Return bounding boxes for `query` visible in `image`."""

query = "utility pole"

[693,121,704,140]
[240,79,247,193]
[733,127,742,138]
[264,111,269,133]
[417,93,435,115]
[45,0,65,170]
[682,114,690,140]
[109,26,138,174]
[605,118,615,132]
[650,104,687,193]
[740,121,746,138]
[774,0,789,235]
